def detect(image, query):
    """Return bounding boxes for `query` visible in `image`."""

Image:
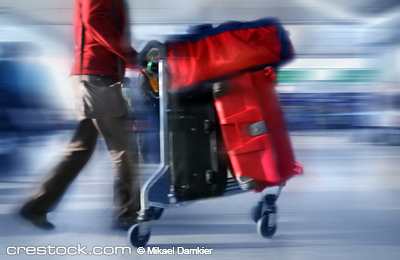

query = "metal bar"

[275,184,285,199]
[139,59,169,212]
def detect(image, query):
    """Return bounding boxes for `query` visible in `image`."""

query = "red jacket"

[70,0,137,79]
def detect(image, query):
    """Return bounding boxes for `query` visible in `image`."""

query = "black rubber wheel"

[127,224,151,248]
[257,214,277,239]
[150,207,164,220]
[251,201,263,223]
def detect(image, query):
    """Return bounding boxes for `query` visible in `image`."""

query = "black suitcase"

[168,91,227,201]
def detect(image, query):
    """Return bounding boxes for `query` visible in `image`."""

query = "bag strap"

[79,0,123,83]
[79,19,85,77]
[114,0,123,83]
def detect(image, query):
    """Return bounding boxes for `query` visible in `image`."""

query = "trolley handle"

[137,40,167,68]
[137,40,167,99]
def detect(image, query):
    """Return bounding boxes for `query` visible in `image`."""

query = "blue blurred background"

[1,1,400,159]
[1,1,400,259]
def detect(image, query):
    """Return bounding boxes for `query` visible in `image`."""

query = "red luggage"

[166,18,294,91]
[214,67,302,192]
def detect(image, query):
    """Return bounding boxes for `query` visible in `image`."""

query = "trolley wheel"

[257,214,277,239]
[128,224,151,248]
[150,207,164,220]
[251,201,263,223]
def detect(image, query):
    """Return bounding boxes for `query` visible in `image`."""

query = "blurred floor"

[0,129,400,259]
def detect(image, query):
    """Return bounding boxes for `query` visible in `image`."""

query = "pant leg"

[25,75,140,220]
[74,74,140,220]
[93,116,141,220]
[25,119,98,213]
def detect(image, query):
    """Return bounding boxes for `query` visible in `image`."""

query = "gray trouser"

[25,75,140,220]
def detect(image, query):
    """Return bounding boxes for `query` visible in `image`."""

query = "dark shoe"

[20,205,55,230]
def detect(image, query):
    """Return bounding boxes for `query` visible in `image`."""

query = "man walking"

[20,0,140,229]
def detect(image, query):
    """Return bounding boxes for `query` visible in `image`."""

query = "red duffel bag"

[166,18,294,90]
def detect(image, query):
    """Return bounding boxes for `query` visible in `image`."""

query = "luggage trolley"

[127,41,302,248]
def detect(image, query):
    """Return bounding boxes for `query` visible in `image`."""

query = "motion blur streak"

[1,1,400,259]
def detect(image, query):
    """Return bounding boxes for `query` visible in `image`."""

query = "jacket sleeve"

[81,0,137,63]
